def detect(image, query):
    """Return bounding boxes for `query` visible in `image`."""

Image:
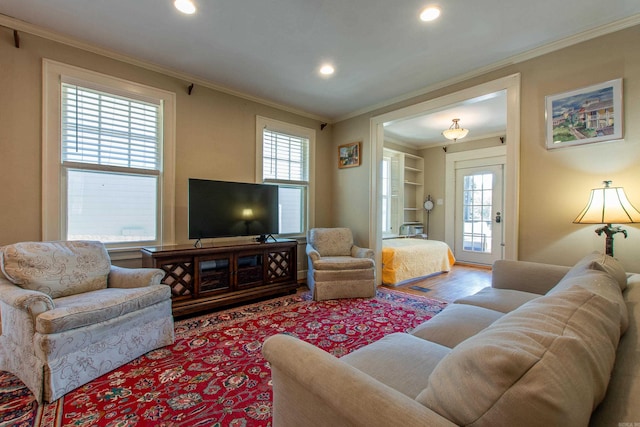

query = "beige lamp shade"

[573,183,640,224]
[442,118,469,141]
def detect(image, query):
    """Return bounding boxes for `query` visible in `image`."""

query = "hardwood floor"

[384,263,492,302]
[297,263,491,303]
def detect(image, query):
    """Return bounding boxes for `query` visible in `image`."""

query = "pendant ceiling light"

[442,118,469,141]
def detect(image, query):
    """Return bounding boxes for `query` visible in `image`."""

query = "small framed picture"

[338,141,361,168]
[545,79,623,149]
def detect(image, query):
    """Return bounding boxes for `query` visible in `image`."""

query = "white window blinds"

[61,83,161,172]
[262,130,308,183]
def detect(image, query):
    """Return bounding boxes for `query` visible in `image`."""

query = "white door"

[454,164,504,265]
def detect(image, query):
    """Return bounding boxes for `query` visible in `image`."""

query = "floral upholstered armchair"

[306,228,376,301]
[0,240,175,403]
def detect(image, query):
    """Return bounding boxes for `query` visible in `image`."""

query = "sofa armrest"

[351,245,374,259]
[0,277,54,318]
[107,265,165,289]
[306,244,321,262]
[263,334,456,427]
[492,260,570,295]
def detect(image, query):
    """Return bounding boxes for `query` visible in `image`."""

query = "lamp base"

[594,224,627,257]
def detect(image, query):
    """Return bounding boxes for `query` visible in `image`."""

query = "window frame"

[42,59,176,258]
[255,116,315,237]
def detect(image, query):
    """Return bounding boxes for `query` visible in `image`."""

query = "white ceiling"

[1,1,639,124]
[384,90,507,148]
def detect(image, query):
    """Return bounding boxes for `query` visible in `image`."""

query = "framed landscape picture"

[338,141,361,168]
[545,79,623,149]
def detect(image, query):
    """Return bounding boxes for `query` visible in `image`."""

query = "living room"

[1,3,640,426]
[1,7,640,275]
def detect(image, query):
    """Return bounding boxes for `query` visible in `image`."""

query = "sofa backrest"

[561,251,627,291]
[549,251,629,333]
[0,241,110,298]
[308,228,354,257]
[417,286,621,427]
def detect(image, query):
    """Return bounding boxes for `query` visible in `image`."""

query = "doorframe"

[369,74,520,281]
[446,148,508,262]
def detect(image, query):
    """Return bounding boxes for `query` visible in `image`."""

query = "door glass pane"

[66,169,157,243]
[462,173,493,253]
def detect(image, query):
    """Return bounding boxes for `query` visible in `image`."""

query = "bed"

[382,238,455,285]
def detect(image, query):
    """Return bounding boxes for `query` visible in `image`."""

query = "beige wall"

[3,24,640,272]
[331,115,372,247]
[0,29,334,249]
[333,25,640,272]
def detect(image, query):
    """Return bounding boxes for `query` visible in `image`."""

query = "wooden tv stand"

[141,239,298,317]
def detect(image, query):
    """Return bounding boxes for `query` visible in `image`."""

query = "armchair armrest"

[107,265,165,289]
[263,334,455,427]
[0,277,54,318]
[351,245,374,259]
[492,260,570,295]
[306,243,321,262]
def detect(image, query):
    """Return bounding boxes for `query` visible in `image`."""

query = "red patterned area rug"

[0,288,446,427]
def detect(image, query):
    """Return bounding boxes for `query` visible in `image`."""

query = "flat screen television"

[188,178,279,241]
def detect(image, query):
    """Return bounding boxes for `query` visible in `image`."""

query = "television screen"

[188,179,279,240]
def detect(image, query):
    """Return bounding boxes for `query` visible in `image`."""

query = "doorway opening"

[369,74,520,281]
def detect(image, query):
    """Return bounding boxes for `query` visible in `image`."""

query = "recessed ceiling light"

[174,0,196,15]
[319,64,335,76]
[420,6,441,22]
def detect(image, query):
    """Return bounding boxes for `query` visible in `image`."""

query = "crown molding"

[0,14,331,124]
[3,12,639,125]
[335,13,640,123]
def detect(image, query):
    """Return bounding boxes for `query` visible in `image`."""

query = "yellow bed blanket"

[382,238,455,285]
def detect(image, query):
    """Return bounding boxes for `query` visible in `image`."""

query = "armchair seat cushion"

[36,284,171,334]
[312,256,375,270]
[0,241,110,298]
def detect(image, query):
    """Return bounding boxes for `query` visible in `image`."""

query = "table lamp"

[573,180,640,257]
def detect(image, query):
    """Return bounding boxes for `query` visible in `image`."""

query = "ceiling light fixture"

[442,118,469,141]
[174,0,196,14]
[319,64,335,76]
[420,6,441,22]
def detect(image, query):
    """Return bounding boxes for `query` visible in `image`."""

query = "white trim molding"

[42,59,176,250]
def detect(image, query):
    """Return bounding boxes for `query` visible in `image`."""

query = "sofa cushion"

[550,268,629,333]
[453,287,540,313]
[563,251,627,291]
[417,286,621,427]
[341,332,450,399]
[590,275,640,424]
[0,241,110,298]
[411,303,503,348]
[36,284,171,334]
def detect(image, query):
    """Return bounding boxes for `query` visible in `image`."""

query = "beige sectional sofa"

[263,252,639,426]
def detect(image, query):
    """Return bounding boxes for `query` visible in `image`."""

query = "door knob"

[495,212,501,223]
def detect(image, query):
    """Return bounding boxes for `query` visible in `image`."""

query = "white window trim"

[42,59,176,257]
[255,116,315,236]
